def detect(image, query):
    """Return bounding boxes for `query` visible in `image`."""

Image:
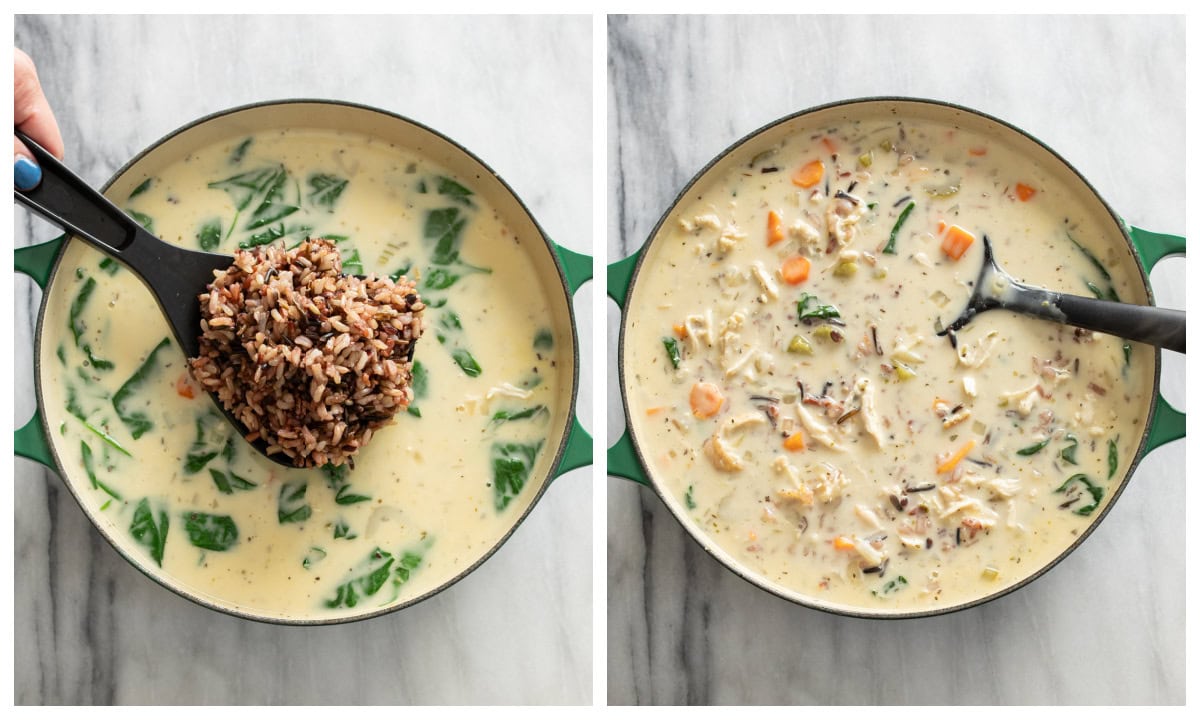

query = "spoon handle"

[1055,292,1185,354]
[13,130,147,260]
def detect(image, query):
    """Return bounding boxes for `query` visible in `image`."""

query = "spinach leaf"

[1085,281,1105,300]
[333,520,357,540]
[491,440,544,511]
[239,222,311,249]
[490,405,548,427]
[389,262,412,282]
[130,498,169,567]
[112,337,171,439]
[342,247,364,276]
[1016,437,1051,456]
[125,209,154,233]
[322,463,371,505]
[68,276,115,370]
[684,485,696,510]
[881,201,915,255]
[184,412,232,473]
[435,176,474,207]
[1055,473,1104,516]
[424,207,468,265]
[1059,434,1079,465]
[182,512,238,551]
[98,257,120,275]
[244,169,299,230]
[519,374,543,390]
[229,137,253,164]
[209,165,284,212]
[1108,438,1119,480]
[797,293,841,322]
[324,547,396,609]
[407,360,428,418]
[128,178,152,200]
[302,546,326,570]
[81,440,122,500]
[533,328,554,350]
[197,218,223,251]
[872,576,908,597]
[278,481,312,524]
[451,349,482,378]
[307,173,349,210]
[208,467,256,495]
[1067,232,1112,283]
[662,337,681,368]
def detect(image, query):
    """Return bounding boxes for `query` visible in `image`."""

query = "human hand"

[15,47,64,190]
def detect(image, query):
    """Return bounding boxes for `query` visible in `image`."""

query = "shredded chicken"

[789,217,822,249]
[749,262,779,301]
[679,213,722,233]
[957,330,1000,368]
[999,382,1043,417]
[825,191,866,249]
[702,412,766,472]
[795,402,846,451]
[717,222,747,253]
[853,377,887,448]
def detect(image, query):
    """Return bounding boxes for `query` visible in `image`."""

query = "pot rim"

[30,98,582,626]
[617,94,1163,619]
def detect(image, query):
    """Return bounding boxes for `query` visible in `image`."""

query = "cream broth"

[625,116,1154,613]
[41,128,566,620]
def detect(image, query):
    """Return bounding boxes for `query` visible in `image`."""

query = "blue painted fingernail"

[15,155,42,190]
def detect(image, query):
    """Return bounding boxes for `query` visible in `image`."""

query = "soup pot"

[15,99,592,625]
[607,97,1184,618]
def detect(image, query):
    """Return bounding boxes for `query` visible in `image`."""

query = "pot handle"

[551,243,594,477]
[606,251,649,486]
[14,234,66,469]
[1129,226,1185,457]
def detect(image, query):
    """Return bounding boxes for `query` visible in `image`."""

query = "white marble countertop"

[15,15,592,705]
[607,15,1185,705]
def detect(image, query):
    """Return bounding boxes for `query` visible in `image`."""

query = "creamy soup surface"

[625,116,1154,612]
[41,128,566,620]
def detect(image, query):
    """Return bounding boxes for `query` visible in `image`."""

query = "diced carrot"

[176,372,196,399]
[968,147,988,157]
[833,535,856,551]
[781,255,812,285]
[783,431,806,452]
[821,137,837,154]
[936,220,947,235]
[646,406,665,416]
[936,439,977,474]
[791,159,825,189]
[689,382,725,419]
[673,323,688,339]
[940,225,975,261]
[767,210,785,246]
[1015,183,1037,201]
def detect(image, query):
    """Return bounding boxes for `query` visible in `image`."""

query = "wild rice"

[189,239,425,467]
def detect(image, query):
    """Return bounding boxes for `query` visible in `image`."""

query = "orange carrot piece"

[791,160,825,189]
[689,382,724,419]
[936,220,947,235]
[968,147,988,157]
[673,323,688,339]
[940,225,975,261]
[936,439,977,474]
[821,137,837,154]
[783,431,806,452]
[833,535,856,551]
[176,372,196,399]
[781,255,812,285]
[767,210,785,246]
[646,406,665,416]
[1015,183,1037,201]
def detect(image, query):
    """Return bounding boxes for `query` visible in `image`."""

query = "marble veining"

[15,14,592,705]
[607,14,1184,706]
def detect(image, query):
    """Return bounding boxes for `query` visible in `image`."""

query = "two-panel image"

[13,13,1186,707]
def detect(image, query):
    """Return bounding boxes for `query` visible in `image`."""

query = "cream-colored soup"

[625,116,1154,613]
[41,128,567,620]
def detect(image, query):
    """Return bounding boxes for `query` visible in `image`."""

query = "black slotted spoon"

[14,129,295,466]
[937,234,1185,353]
